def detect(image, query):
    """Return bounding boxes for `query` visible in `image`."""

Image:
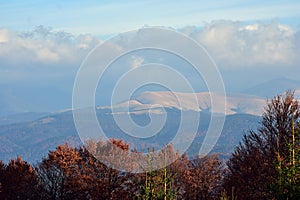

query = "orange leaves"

[110,138,129,151]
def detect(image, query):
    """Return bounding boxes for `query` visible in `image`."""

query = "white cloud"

[184,21,298,68]
[242,24,259,31]
[35,48,60,62]
[0,26,101,66]
[0,21,299,85]
[0,29,9,43]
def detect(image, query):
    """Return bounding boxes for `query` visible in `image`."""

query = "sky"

[1,1,300,114]
[1,0,300,35]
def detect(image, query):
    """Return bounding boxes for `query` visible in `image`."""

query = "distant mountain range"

[0,84,71,116]
[244,78,300,98]
[0,91,265,163]
[0,112,49,126]
[1,77,300,116]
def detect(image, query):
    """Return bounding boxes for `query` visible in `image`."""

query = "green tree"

[138,145,179,200]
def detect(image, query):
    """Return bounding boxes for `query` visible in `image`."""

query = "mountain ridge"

[105,91,265,116]
[0,90,265,163]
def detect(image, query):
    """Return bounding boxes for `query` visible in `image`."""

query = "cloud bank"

[0,21,300,113]
[181,21,299,68]
[1,21,299,73]
[0,26,101,83]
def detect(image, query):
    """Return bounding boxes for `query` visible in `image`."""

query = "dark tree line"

[0,91,299,199]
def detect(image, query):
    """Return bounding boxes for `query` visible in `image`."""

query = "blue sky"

[1,0,300,35]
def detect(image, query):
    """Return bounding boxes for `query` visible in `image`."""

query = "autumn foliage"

[0,141,223,199]
[0,91,299,199]
[0,157,39,199]
[223,91,300,199]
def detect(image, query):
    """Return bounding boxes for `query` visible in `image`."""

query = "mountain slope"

[0,108,260,163]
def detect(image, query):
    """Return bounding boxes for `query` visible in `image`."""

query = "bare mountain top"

[104,91,265,116]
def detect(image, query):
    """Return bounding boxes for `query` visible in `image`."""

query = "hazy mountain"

[0,111,80,163]
[0,91,265,163]
[0,109,260,163]
[244,78,300,98]
[0,83,72,116]
[0,112,49,126]
[0,77,296,116]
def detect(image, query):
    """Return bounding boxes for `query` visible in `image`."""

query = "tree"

[271,93,300,199]
[223,91,300,199]
[37,143,114,199]
[0,160,4,194]
[169,152,190,199]
[85,138,136,199]
[223,133,274,199]
[183,154,223,200]
[37,142,123,200]
[137,145,180,200]
[37,144,82,199]
[0,157,39,199]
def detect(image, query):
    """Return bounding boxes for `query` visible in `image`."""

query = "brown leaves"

[0,139,226,199]
[37,141,138,199]
[182,154,223,200]
[0,157,39,199]
[224,91,300,199]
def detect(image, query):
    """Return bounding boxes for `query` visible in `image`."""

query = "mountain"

[0,108,260,163]
[244,78,300,98]
[108,91,265,116]
[0,111,80,163]
[0,112,49,126]
[0,84,72,116]
[0,91,264,163]
[1,77,296,116]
